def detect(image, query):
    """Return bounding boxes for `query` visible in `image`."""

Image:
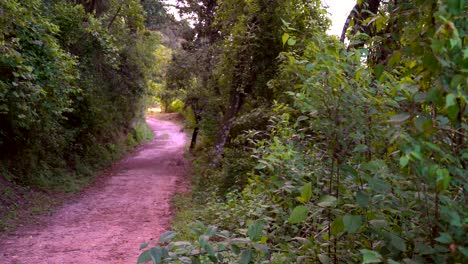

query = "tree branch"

[437,126,468,138]
[340,8,356,43]
[108,3,123,30]
[340,0,381,45]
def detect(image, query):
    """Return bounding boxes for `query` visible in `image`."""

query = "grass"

[168,152,222,241]
[0,180,58,232]
[170,192,201,241]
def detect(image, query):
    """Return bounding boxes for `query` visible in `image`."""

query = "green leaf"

[137,250,152,263]
[458,246,468,257]
[374,64,384,80]
[343,215,362,234]
[300,182,312,202]
[360,249,383,263]
[289,205,309,224]
[149,247,162,264]
[191,256,202,264]
[389,113,410,123]
[204,242,216,257]
[356,191,369,208]
[255,163,266,170]
[331,217,344,235]
[247,220,264,242]
[369,219,388,228]
[282,33,290,46]
[353,144,368,153]
[415,242,436,255]
[436,168,451,191]
[199,235,208,248]
[205,226,217,236]
[410,150,423,160]
[317,195,337,207]
[445,208,462,227]
[445,94,457,108]
[367,178,391,192]
[158,231,177,243]
[287,37,296,46]
[306,63,315,71]
[208,255,219,263]
[173,241,191,247]
[281,18,291,27]
[355,68,363,81]
[445,94,459,121]
[318,254,330,264]
[450,75,464,89]
[422,54,439,71]
[415,116,433,134]
[239,249,252,264]
[140,242,150,250]
[448,0,463,14]
[390,233,407,252]
[447,104,459,121]
[435,233,453,244]
[231,244,241,255]
[388,50,401,67]
[399,156,409,168]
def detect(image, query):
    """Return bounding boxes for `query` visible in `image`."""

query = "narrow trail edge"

[0,114,189,264]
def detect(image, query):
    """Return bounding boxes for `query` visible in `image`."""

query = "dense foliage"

[0,0,168,190]
[140,0,467,263]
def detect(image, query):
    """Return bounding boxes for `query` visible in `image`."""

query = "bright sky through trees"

[162,0,357,36]
[323,0,356,36]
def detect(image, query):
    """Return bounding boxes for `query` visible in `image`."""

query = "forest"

[0,0,187,216]
[0,0,467,263]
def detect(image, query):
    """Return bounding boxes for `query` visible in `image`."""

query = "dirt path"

[0,114,188,264]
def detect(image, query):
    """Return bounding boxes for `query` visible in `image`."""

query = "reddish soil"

[0,114,188,264]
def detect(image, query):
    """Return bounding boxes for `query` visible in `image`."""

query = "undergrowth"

[139,0,466,262]
[0,121,154,232]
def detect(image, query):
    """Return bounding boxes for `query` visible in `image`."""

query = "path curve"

[0,115,188,264]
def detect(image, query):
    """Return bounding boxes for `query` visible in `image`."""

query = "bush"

[0,0,160,191]
[167,99,185,113]
[158,1,466,263]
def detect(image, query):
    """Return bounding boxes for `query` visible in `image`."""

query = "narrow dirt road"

[0,114,188,264]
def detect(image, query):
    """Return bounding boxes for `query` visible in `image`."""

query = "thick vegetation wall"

[142,0,467,263]
[0,0,160,190]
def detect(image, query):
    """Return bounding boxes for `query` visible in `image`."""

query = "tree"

[211,0,328,163]
[73,0,108,15]
[340,0,381,44]
[163,0,221,150]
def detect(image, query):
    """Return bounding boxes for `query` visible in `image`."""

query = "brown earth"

[0,114,188,264]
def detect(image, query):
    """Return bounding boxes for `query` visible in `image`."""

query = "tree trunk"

[340,0,381,45]
[189,114,201,151]
[211,92,244,166]
[73,0,108,16]
[107,3,123,30]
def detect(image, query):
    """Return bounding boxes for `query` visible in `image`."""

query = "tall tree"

[212,0,327,163]
[340,0,381,45]
[164,0,221,150]
[73,0,108,15]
